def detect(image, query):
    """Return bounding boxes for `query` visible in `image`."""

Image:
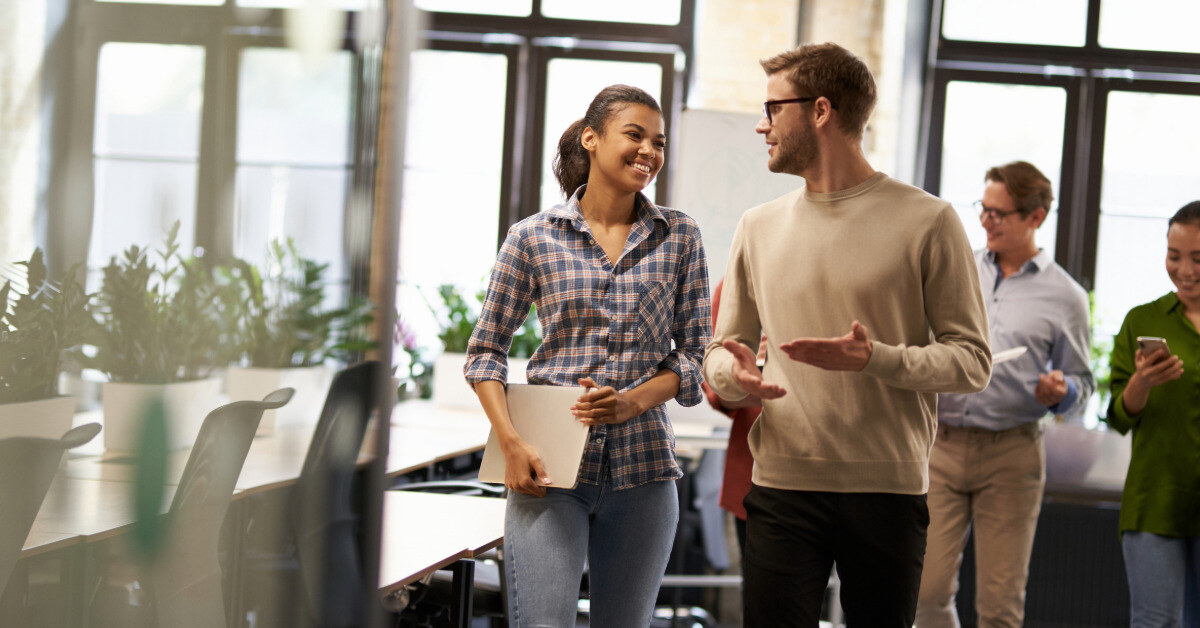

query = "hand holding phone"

[1136,336,1171,358]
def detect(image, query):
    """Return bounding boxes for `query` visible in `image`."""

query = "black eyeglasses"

[762,96,837,124]
[973,200,1021,222]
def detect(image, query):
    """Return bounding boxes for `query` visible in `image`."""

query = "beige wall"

[0,1,44,264]
[692,0,911,176]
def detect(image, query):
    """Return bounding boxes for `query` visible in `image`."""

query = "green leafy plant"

[225,239,374,368]
[84,222,229,384]
[427,283,540,357]
[1089,291,1114,422]
[0,249,91,404]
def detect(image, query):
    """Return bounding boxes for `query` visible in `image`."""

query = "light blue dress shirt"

[938,249,1095,430]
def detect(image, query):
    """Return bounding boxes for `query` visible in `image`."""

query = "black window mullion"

[1078,77,1110,292]
[194,28,240,264]
[1058,74,1095,288]
[521,44,550,223]
[500,41,528,246]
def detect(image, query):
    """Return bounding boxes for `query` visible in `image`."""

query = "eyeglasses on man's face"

[974,200,1021,223]
[762,96,836,124]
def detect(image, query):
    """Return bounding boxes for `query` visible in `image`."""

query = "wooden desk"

[20,531,81,559]
[378,490,506,593]
[30,476,177,543]
[379,490,506,628]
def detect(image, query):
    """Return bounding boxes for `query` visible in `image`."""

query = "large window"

[57,3,371,300]
[89,43,206,281]
[398,2,692,357]
[920,0,1200,425]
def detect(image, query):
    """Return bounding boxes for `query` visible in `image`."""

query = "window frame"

[49,2,375,290]
[418,0,694,249]
[919,0,1200,289]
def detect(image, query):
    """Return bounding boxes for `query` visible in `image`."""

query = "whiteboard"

[669,109,802,284]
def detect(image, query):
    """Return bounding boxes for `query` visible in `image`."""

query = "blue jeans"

[1123,531,1200,627]
[503,478,679,628]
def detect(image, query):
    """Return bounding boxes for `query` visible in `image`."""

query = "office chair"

[148,387,294,628]
[240,361,378,628]
[290,360,378,627]
[0,423,102,594]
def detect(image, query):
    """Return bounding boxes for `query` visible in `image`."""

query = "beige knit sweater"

[702,172,991,495]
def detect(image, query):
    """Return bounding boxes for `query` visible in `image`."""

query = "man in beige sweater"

[702,43,991,627]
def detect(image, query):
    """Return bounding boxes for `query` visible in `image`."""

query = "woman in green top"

[1107,200,1200,628]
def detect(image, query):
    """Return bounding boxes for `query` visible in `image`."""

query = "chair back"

[151,388,293,628]
[0,423,101,593]
[290,361,378,627]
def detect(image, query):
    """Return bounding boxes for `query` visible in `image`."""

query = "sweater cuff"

[862,340,902,380]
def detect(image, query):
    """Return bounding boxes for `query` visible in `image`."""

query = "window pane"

[89,159,198,282]
[938,81,1066,256]
[400,50,507,349]
[233,165,350,282]
[95,43,205,159]
[942,0,1087,46]
[414,0,531,17]
[1092,90,1200,334]
[541,0,680,25]
[237,0,367,8]
[237,48,354,166]
[540,58,663,212]
[1099,0,1200,53]
[96,0,221,4]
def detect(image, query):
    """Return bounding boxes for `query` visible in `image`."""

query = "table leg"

[448,559,475,628]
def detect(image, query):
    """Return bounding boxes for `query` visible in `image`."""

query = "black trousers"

[742,484,929,628]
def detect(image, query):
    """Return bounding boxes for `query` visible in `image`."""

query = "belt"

[937,422,1041,441]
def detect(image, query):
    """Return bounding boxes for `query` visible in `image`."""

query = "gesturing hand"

[572,377,642,426]
[779,321,873,372]
[723,339,786,400]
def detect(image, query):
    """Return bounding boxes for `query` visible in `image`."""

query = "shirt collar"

[545,184,667,230]
[1157,291,1183,314]
[983,248,1051,275]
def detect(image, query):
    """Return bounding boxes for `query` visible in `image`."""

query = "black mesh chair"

[241,361,378,628]
[0,423,102,594]
[289,361,377,627]
[149,388,294,628]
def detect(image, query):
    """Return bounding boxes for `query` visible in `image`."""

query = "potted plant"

[0,249,91,439]
[425,283,539,408]
[1044,291,1112,484]
[223,238,374,433]
[84,223,229,451]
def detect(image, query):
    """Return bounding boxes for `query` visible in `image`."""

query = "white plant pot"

[226,365,330,435]
[0,396,77,441]
[433,353,474,409]
[102,378,223,452]
[1044,421,1106,485]
[433,353,528,410]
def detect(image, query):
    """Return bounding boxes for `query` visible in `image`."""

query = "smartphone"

[1136,336,1171,356]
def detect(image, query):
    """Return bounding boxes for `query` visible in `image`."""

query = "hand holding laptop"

[478,384,592,494]
[572,377,641,426]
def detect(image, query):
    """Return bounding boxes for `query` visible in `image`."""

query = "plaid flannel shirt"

[465,187,711,490]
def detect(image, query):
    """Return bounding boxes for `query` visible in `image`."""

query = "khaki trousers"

[915,423,1045,628]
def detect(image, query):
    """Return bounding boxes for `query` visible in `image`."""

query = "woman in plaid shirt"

[465,84,711,627]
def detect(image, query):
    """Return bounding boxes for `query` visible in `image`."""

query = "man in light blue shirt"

[915,161,1094,628]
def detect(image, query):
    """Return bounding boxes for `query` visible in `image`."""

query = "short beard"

[769,120,817,175]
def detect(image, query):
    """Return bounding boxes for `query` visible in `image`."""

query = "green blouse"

[1107,292,1200,537]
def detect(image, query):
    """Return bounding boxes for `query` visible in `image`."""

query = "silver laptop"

[478,384,591,489]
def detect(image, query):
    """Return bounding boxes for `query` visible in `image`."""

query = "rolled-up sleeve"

[661,224,711,407]
[465,225,535,386]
